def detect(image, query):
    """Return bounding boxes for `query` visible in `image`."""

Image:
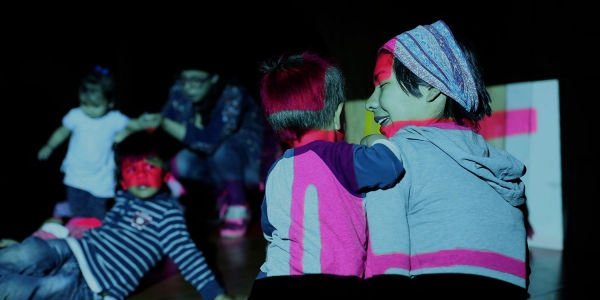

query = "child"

[0,131,240,300]
[37,65,149,220]
[362,20,529,299]
[249,52,405,299]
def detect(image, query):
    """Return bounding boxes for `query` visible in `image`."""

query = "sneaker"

[220,205,250,239]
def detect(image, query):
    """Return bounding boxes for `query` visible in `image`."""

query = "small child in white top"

[37,65,150,220]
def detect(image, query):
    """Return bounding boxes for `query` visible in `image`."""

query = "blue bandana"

[380,20,478,112]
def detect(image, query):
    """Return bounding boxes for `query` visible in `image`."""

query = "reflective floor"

[127,183,569,299]
[128,227,566,299]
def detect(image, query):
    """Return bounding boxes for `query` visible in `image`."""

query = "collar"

[288,129,344,147]
[380,119,473,137]
[116,190,170,202]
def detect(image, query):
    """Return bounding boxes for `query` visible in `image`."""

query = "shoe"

[220,205,250,239]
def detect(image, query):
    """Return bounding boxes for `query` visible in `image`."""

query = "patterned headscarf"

[380,20,479,112]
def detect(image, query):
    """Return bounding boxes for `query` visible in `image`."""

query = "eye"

[125,167,135,173]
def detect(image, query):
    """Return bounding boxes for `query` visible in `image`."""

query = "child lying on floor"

[0,131,242,300]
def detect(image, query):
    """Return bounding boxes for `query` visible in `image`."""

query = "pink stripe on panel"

[290,151,367,276]
[479,108,537,140]
[411,249,526,278]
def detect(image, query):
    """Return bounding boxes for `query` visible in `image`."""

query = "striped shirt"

[68,190,223,300]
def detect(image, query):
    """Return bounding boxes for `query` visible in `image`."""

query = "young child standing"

[1,131,240,300]
[37,66,148,220]
[249,52,405,299]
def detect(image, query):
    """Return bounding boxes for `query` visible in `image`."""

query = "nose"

[365,90,379,112]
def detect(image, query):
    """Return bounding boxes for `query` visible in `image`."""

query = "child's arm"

[126,113,162,132]
[38,125,71,160]
[334,138,404,192]
[114,113,162,143]
[159,116,186,141]
[159,209,235,300]
[129,113,187,141]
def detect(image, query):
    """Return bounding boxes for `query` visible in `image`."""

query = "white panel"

[504,79,563,250]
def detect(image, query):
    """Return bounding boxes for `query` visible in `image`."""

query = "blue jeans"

[173,136,262,207]
[172,138,260,188]
[0,236,94,300]
[66,185,109,219]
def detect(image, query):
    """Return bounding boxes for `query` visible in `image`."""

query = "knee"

[173,150,205,179]
[0,238,45,271]
[211,142,237,163]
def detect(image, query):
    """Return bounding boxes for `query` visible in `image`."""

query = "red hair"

[260,52,343,141]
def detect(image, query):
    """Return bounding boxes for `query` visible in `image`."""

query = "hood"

[395,125,526,206]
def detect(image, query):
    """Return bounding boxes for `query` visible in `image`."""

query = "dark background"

[1,1,596,292]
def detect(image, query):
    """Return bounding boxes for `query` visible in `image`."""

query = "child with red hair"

[249,51,405,299]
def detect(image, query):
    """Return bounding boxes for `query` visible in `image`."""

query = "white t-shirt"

[61,108,130,198]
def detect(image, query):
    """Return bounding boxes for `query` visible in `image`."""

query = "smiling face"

[120,157,169,199]
[365,51,439,127]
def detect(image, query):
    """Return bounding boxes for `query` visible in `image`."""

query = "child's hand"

[139,113,162,129]
[0,238,18,249]
[214,293,247,300]
[360,134,387,146]
[38,145,54,160]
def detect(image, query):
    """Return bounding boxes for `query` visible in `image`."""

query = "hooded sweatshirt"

[365,123,527,288]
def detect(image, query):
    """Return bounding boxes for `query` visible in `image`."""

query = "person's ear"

[333,103,345,131]
[426,87,444,103]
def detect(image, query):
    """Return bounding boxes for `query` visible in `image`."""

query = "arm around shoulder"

[160,116,186,141]
[360,134,387,146]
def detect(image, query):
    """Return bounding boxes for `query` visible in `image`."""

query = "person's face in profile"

[365,51,433,126]
[179,69,219,103]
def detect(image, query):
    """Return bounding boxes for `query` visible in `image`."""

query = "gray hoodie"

[365,123,528,289]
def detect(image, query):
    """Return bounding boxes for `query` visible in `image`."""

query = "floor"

[125,182,570,299]
[127,222,567,300]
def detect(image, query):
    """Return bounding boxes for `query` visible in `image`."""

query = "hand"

[38,145,53,160]
[0,238,18,249]
[214,293,248,300]
[139,113,163,129]
[360,134,387,146]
